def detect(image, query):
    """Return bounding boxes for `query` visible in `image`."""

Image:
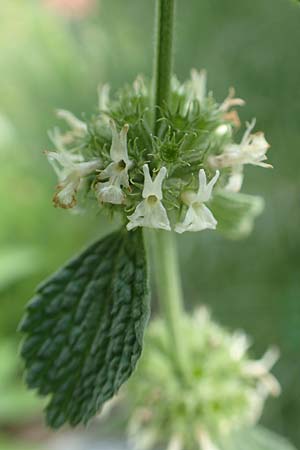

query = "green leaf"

[20,229,150,428]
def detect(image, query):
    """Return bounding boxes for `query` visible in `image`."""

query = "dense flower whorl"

[126,309,280,450]
[45,71,271,236]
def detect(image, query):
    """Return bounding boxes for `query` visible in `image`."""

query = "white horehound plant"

[19,1,295,450]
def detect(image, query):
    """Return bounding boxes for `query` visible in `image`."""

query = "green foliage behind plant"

[0,340,41,424]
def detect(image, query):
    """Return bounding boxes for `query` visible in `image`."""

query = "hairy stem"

[152,230,186,374]
[153,0,175,133]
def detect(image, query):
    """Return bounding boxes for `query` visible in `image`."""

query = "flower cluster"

[45,71,271,237]
[126,308,280,450]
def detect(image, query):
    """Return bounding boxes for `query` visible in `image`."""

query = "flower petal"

[197,169,220,203]
[99,161,129,188]
[225,166,244,193]
[53,179,79,209]
[75,160,101,177]
[175,204,217,233]
[149,200,171,230]
[127,198,170,231]
[109,120,130,164]
[56,109,87,134]
[127,201,147,230]
[98,83,110,111]
[190,68,207,103]
[95,182,125,205]
[219,87,245,112]
[142,165,167,200]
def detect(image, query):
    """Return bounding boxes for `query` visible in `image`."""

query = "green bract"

[46,71,271,237]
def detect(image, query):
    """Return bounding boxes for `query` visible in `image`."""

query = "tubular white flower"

[225,166,244,193]
[56,109,87,135]
[94,181,125,205]
[190,68,207,103]
[179,69,207,116]
[133,75,147,96]
[46,147,83,178]
[243,347,281,397]
[48,127,77,151]
[219,87,245,112]
[95,120,131,205]
[175,169,220,233]
[126,164,171,231]
[98,83,110,112]
[229,331,251,361]
[45,150,101,209]
[210,120,272,170]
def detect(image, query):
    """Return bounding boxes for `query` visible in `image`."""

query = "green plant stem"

[151,0,186,374]
[152,231,185,368]
[153,0,175,133]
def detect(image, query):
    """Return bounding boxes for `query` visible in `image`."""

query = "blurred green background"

[0,0,299,448]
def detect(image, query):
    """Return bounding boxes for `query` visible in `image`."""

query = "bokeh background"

[0,0,299,449]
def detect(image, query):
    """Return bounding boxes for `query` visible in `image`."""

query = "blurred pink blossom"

[44,0,97,19]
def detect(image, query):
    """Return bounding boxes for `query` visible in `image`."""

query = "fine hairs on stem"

[153,0,175,134]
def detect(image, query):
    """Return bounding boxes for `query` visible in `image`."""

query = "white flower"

[177,69,207,116]
[98,83,110,112]
[229,331,251,361]
[95,120,131,205]
[126,164,170,231]
[225,166,244,193]
[190,68,207,104]
[210,120,272,170]
[243,347,281,397]
[219,87,245,112]
[175,169,220,234]
[48,127,73,151]
[133,75,147,96]
[45,150,101,209]
[56,109,87,136]
[242,347,281,424]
